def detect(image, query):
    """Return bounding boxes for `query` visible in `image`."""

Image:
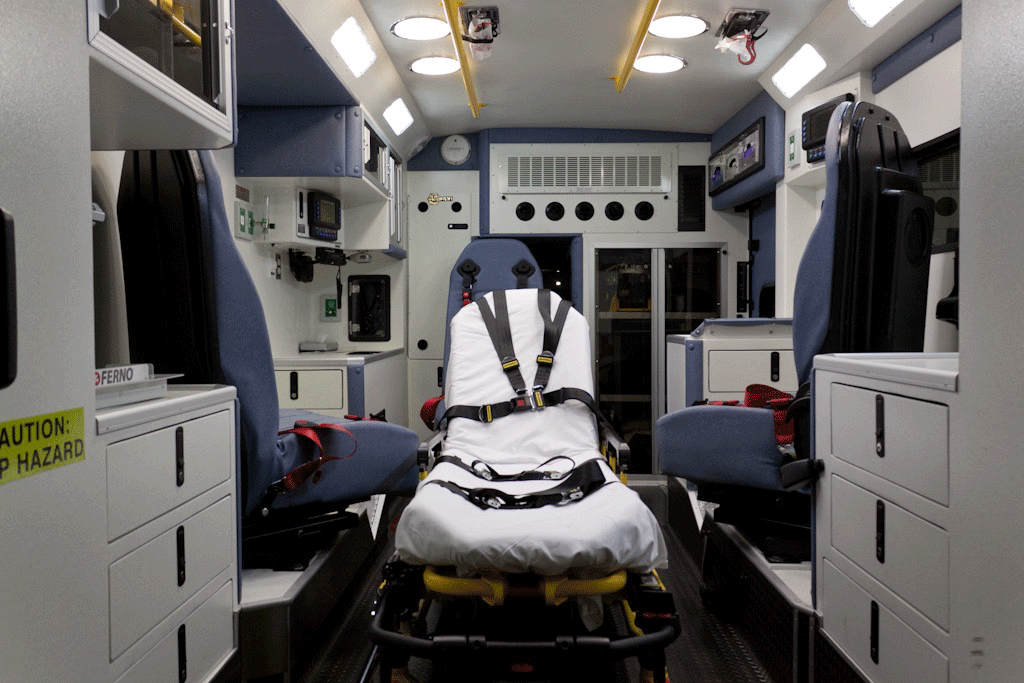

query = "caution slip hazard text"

[0,408,85,486]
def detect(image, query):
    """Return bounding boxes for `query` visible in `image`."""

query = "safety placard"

[0,407,85,486]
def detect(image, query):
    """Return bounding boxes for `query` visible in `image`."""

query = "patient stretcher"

[371,289,679,682]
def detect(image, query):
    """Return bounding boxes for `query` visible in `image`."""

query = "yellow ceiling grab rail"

[441,0,483,118]
[613,0,662,93]
[151,0,202,47]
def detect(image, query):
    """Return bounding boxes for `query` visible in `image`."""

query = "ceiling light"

[391,17,451,40]
[649,15,709,39]
[332,17,376,77]
[771,44,826,98]
[410,56,460,75]
[633,55,685,74]
[848,0,907,27]
[383,98,414,135]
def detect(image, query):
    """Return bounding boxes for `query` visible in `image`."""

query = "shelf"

[249,175,389,208]
[787,163,826,189]
[598,311,652,319]
[599,394,652,403]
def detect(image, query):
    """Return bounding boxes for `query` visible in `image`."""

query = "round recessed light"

[633,54,686,74]
[391,17,451,41]
[649,15,709,39]
[411,56,460,75]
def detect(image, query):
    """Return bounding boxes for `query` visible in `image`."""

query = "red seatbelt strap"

[276,421,358,490]
[696,384,795,446]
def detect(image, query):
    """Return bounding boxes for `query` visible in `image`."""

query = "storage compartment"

[88,0,234,149]
[822,560,947,683]
[107,410,232,541]
[109,497,234,659]
[274,369,345,410]
[115,581,234,683]
[830,383,949,505]
[830,475,949,628]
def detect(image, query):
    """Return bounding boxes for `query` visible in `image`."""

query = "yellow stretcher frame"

[423,566,628,607]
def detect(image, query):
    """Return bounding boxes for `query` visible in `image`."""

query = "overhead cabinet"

[88,0,235,149]
[234,106,399,252]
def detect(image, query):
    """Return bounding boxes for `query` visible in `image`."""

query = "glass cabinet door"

[99,0,223,112]
[595,248,654,471]
[595,246,721,473]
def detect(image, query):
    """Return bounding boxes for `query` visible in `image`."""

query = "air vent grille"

[504,154,667,193]
[920,149,959,184]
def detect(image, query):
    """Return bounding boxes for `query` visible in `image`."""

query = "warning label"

[0,408,85,486]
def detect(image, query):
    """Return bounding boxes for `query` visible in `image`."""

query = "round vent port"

[516,202,536,221]
[635,201,655,221]
[605,201,624,221]
[575,202,595,221]
[545,202,565,221]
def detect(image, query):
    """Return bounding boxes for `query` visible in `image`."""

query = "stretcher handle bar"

[369,591,679,656]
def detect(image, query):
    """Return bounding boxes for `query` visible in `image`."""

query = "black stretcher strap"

[476,290,527,394]
[427,458,609,510]
[535,291,572,390]
[440,386,614,433]
[433,454,575,481]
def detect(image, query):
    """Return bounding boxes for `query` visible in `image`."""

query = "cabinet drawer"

[822,560,947,683]
[110,497,233,660]
[275,369,345,410]
[831,383,948,505]
[707,349,797,393]
[107,410,232,541]
[831,475,949,629]
[115,581,234,683]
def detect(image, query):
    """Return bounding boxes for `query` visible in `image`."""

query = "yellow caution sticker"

[0,407,85,486]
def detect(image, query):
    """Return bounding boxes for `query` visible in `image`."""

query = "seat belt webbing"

[433,454,575,481]
[427,458,609,510]
[476,290,527,394]
[535,290,572,390]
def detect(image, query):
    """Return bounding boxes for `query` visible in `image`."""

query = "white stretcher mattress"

[394,289,668,575]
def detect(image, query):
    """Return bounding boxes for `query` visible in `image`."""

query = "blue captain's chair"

[656,101,934,556]
[116,150,419,566]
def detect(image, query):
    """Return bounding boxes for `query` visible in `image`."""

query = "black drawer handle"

[2,208,15,390]
[870,600,879,664]
[290,370,299,400]
[178,623,187,683]
[175,426,185,487]
[176,526,186,587]
[770,351,780,382]
[876,500,885,563]
[875,394,885,458]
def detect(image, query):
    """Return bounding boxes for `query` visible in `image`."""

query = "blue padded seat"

[656,101,850,491]
[117,149,418,523]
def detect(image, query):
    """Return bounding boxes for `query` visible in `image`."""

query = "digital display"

[307,191,341,231]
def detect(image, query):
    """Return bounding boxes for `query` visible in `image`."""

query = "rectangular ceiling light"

[848,0,907,27]
[332,17,376,77]
[383,98,414,135]
[771,44,826,98]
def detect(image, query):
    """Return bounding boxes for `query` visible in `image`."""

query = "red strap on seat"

[420,395,444,429]
[697,384,795,446]
[277,422,357,491]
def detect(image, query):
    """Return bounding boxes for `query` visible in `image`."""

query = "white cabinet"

[274,349,408,424]
[814,353,957,683]
[665,319,796,412]
[97,386,238,683]
[87,0,235,149]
